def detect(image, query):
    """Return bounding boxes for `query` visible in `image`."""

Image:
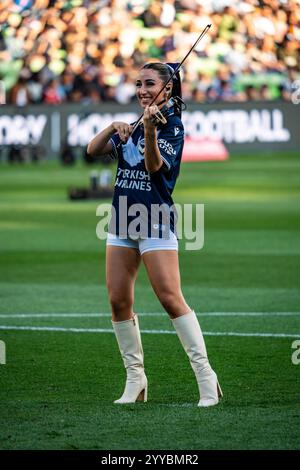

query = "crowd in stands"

[0,0,299,106]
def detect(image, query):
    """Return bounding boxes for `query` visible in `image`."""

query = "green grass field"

[0,152,300,450]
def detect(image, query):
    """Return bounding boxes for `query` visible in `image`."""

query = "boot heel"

[137,384,148,402]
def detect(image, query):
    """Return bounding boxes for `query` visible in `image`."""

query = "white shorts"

[106,232,178,255]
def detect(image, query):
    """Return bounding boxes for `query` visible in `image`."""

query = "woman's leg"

[142,250,190,319]
[106,245,141,322]
[106,245,147,403]
[142,250,222,407]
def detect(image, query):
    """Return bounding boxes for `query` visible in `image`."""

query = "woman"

[87,62,222,407]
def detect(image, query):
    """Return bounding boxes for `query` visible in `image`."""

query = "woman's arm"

[87,122,133,157]
[143,106,163,174]
[87,124,114,156]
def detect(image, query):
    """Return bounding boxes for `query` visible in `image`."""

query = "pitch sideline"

[0,312,299,318]
[0,324,299,338]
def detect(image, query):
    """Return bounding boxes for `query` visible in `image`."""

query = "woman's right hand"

[111,122,133,143]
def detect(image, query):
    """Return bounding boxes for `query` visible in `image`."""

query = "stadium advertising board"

[0,101,299,158]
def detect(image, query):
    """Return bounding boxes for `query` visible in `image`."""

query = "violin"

[144,96,187,127]
[115,96,186,148]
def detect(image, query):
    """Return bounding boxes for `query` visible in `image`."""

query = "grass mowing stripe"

[0,312,300,318]
[0,324,299,338]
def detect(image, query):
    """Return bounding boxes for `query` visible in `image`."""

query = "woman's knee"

[108,290,133,314]
[158,290,187,316]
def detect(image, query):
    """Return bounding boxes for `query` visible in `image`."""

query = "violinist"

[87,61,222,407]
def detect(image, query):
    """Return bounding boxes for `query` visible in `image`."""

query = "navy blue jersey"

[108,109,184,238]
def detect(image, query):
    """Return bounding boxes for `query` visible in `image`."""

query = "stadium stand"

[0,0,299,105]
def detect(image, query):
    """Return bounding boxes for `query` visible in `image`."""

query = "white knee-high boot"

[112,315,148,404]
[172,311,222,407]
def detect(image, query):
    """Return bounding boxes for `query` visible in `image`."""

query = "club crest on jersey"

[122,136,145,167]
[137,136,145,155]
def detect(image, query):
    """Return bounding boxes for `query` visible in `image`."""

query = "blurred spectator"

[43,79,65,104]
[245,85,260,101]
[160,0,176,28]
[115,74,136,104]
[26,73,43,103]
[0,0,299,105]
[139,1,162,27]
[10,76,30,106]
[259,84,272,100]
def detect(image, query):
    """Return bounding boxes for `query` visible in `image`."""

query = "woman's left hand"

[143,105,159,131]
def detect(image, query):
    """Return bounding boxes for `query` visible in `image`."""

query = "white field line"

[0,312,299,318]
[0,325,299,338]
